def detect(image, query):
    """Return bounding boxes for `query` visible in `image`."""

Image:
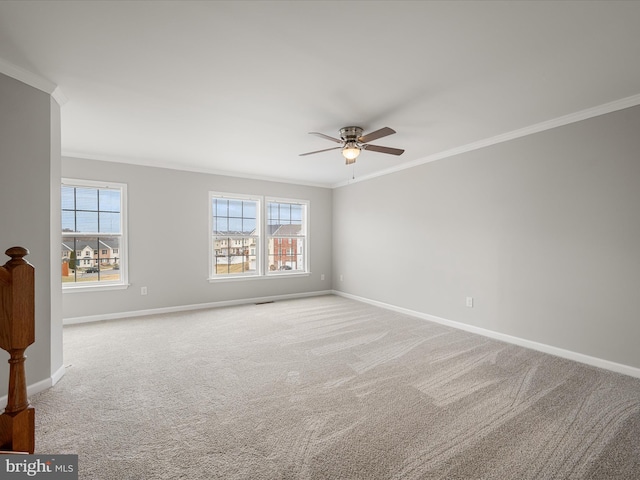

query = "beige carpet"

[32,295,640,479]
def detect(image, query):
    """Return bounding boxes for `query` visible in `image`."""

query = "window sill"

[63,283,130,293]
[208,272,310,283]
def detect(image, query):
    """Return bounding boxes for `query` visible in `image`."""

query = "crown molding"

[61,151,333,189]
[333,92,640,188]
[51,86,68,106]
[0,57,66,106]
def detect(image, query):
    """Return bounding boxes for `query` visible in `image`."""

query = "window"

[266,199,307,274]
[210,193,259,277]
[209,193,309,279]
[62,179,127,290]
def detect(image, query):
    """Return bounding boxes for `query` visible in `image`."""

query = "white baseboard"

[333,290,640,380]
[51,364,66,387]
[63,290,333,325]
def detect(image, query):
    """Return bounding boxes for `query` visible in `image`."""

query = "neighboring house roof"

[269,224,302,236]
[213,226,303,236]
[98,238,119,249]
[60,242,93,252]
[61,238,119,252]
[213,229,257,236]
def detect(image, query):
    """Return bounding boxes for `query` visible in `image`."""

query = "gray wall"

[333,105,640,370]
[0,73,63,397]
[61,157,333,320]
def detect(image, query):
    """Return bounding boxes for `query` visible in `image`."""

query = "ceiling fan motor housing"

[340,126,364,143]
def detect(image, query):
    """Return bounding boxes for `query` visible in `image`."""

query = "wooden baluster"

[0,246,35,454]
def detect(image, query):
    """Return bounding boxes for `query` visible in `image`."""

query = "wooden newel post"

[0,246,35,454]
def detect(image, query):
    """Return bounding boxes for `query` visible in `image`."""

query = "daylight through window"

[211,195,260,277]
[209,193,308,278]
[62,179,127,288]
[266,200,306,273]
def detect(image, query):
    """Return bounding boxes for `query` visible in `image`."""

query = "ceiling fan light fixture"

[342,142,361,161]
[300,126,403,162]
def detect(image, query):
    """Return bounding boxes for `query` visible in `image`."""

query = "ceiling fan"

[299,126,404,164]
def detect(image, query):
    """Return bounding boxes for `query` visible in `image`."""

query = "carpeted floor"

[32,295,640,479]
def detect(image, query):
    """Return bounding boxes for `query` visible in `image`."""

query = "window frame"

[208,192,309,282]
[265,196,309,277]
[209,192,262,280]
[61,178,129,292]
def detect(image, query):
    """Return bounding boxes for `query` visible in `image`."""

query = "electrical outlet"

[340,274,344,282]
[320,274,325,281]
[141,286,148,296]
[466,297,473,308]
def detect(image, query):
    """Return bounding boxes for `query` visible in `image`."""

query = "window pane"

[97,237,121,267]
[215,264,231,274]
[99,189,121,212]
[62,211,76,232]
[62,184,123,234]
[215,199,228,217]
[213,217,229,233]
[268,202,302,225]
[291,204,302,222]
[62,237,122,283]
[242,218,256,233]
[267,238,304,271]
[62,236,122,284]
[268,204,279,224]
[280,205,291,223]
[228,200,243,217]
[64,237,96,282]
[99,212,121,233]
[243,201,256,218]
[229,217,242,232]
[76,211,99,232]
[212,236,257,275]
[76,187,98,211]
[214,217,228,234]
[61,186,75,210]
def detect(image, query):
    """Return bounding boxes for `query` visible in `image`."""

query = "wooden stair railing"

[0,247,35,454]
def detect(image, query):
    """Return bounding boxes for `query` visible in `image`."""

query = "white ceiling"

[1,1,640,188]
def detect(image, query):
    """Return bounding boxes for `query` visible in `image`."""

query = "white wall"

[49,97,63,384]
[61,157,333,320]
[0,73,63,397]
[333,105,640,372]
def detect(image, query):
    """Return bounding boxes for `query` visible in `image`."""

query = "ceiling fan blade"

[362,144,405,156]
[299,146,342,156]
[309,132,343,144]
[358,127,396,144]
